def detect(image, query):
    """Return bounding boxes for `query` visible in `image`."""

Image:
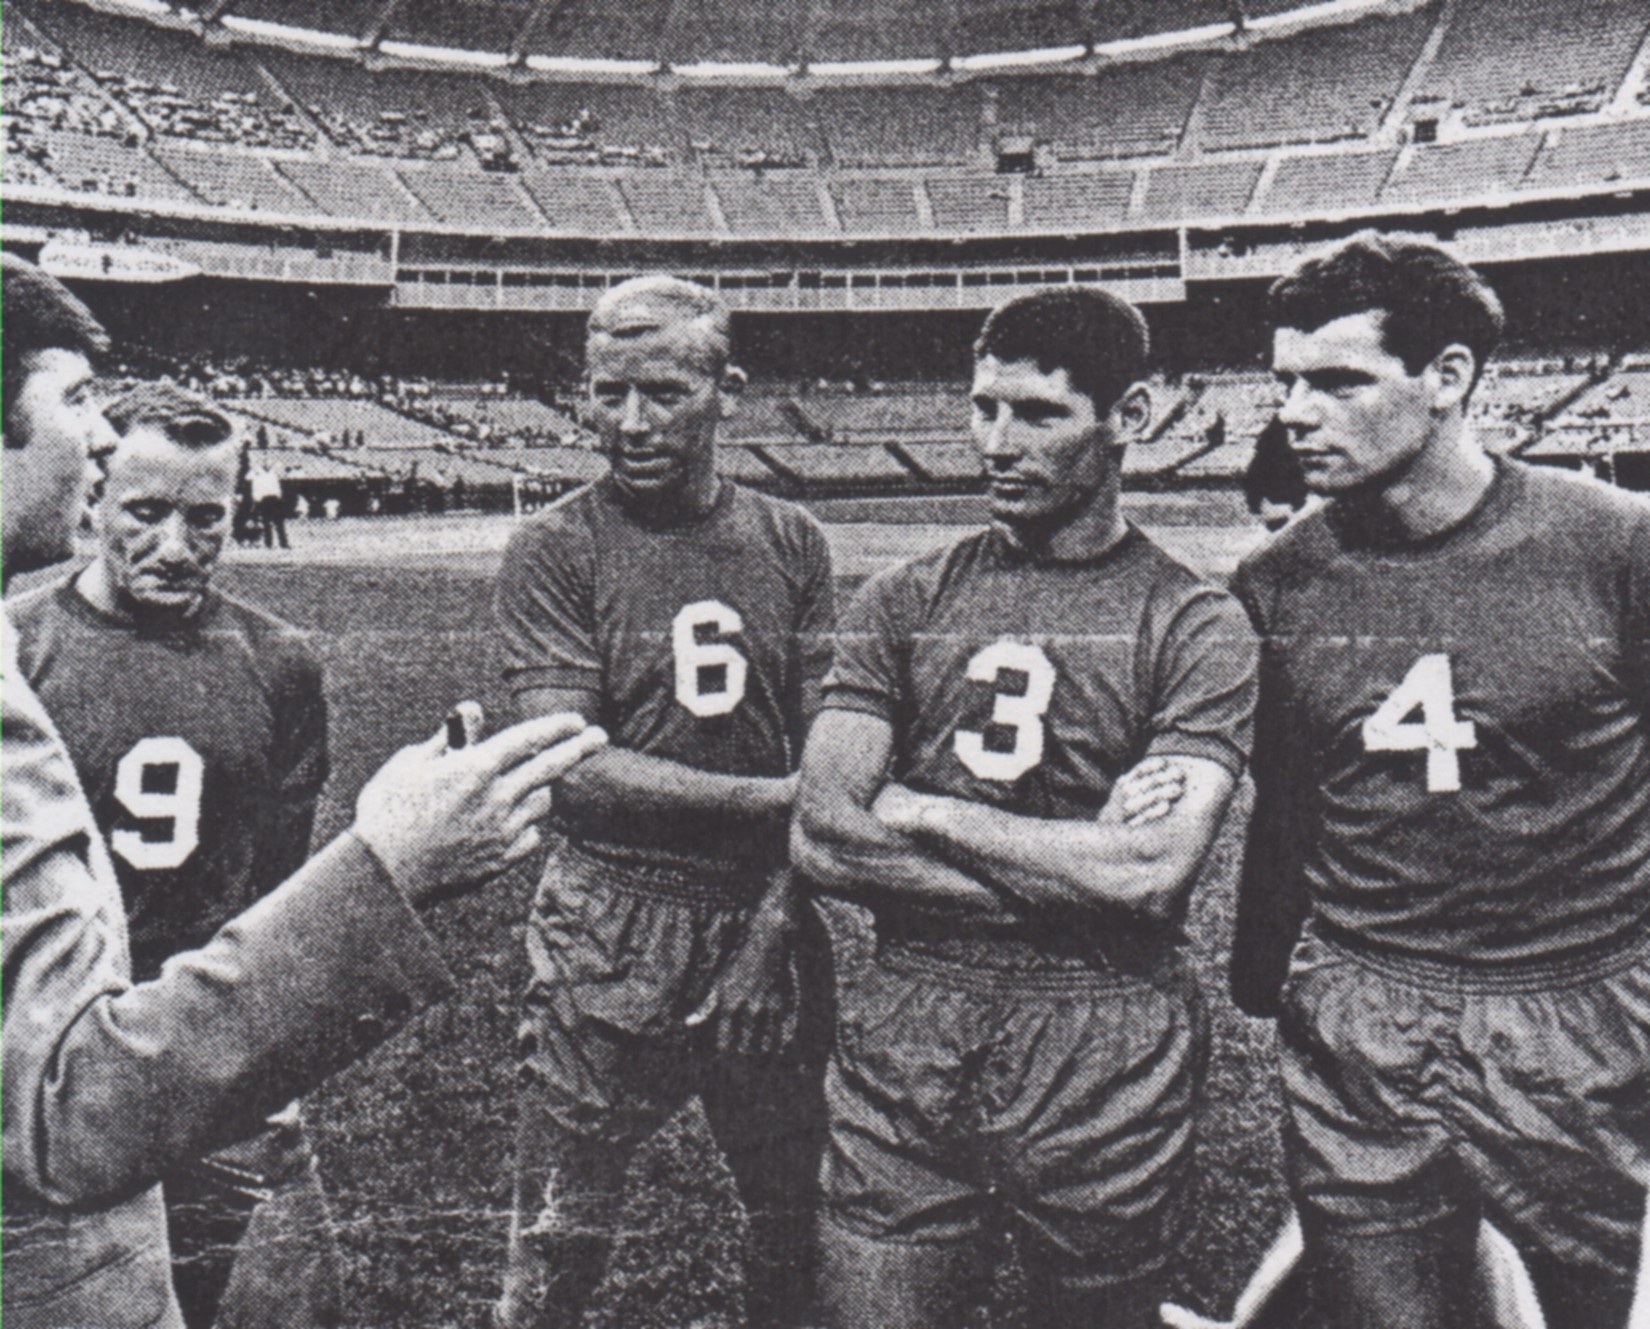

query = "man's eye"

[128,504,167,523]
[188,508,227,529]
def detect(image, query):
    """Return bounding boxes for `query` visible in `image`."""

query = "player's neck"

[1001,485,1128,563]
[614,468,722,524]
[74,561,203,626]
[1371,419,1494,541]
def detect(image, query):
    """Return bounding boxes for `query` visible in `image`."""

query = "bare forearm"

[792,803,1007,916]
[554,748,793,846]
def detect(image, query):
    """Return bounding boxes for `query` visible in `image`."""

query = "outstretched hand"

[354,707,606,906]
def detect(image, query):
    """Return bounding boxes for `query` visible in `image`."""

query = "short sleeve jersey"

[494,476,834,868]
[825,525,1256,947]
[10,580,329,982]
[1234,459,1650,971]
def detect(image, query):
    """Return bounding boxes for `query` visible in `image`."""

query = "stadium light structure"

[952,44,1087,71]
[219,14,363,49]
[526,54,660,75]
[101,0,171,13]
[674,61,793,79]
[379,40,511,68]
[810,58,945,77]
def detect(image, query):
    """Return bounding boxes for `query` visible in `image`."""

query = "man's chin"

[129,585,207,617]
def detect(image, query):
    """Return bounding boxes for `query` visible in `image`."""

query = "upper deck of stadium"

[7,0,1650,242]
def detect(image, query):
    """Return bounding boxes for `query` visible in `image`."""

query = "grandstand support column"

[250,56,332,157]
[1175,63,1216,160]
[483,87,537,170]
[704,184,733,237]
[365,0,405,49]
[1127,168,1152,219]
[608,180,641,235]
[1248,153,1285,213]
[914,180,936,232]
[1379,0,1456,141]
[1006,176,1024,228]
[1611,20,1650,113]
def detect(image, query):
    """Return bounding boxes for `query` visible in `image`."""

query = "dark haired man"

[11,381,342,1329]
[794,286,1257,1328]
[1232,231,1650,1329]
[1,252,605,1329]
[495,276,833,1329]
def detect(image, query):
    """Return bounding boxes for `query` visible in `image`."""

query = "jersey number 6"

[955,640,1057,782]
[1362,653,1477,793]
[673,599,748,718]
[112,736,206,870]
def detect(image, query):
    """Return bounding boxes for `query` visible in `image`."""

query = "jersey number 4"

[673,600,748,718]
[955,640,1057,783]
[1361,653,1477,793]
[112,736,206,870]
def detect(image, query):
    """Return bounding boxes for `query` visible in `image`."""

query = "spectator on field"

[249,459,289,549]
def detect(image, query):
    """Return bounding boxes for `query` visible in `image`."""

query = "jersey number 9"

[673,599,748,718]
[955,640,1058,783]
[112,736,206,870]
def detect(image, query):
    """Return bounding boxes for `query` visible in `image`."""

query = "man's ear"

[1428,343,1477,414]
[718,363,748,420]
[1107,382,1154,445]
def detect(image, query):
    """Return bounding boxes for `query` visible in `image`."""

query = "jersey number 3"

[955,640,1057,782]
[1362,653,1476,793]
[112,736,206,870]
[673,600,748,718]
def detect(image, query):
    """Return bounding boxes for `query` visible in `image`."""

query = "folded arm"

[791,709,1004,915]
[874,754,1237,925]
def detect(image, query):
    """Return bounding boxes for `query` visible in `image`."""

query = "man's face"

[92,425,239,617]
[586,320,732,507]
[2,349,115,577]
[970,356,1114,537]
[1272,311,1438,495]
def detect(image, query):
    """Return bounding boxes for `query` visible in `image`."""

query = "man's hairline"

[1271,306,1482,385]
[971,350,1144,417]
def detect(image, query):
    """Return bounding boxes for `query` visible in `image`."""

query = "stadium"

[6,0,1650,1324]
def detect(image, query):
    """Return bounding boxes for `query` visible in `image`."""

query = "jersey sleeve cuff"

[504,664,602,697]
[1144,733,1248,779]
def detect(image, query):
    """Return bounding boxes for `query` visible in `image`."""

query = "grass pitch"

[217,491,1284,1328]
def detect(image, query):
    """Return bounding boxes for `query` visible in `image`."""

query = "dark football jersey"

[824,524,1256,951]
[494,476,834,869]
[10,579,328,982]
[1234,459,1650,998]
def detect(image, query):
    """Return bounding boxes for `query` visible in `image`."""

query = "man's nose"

[155,515,193,562]
[978,409,1019,463]
[1277,382,1316,430]
[619,389,649,435]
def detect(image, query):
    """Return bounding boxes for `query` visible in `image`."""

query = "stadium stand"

[275,158,436,223]
[465,446,606,482]
[1525,119,1650,191]
[26,2,315,151]
[953,0,1083,56]
[1196,9,1433,150]
[831,176,923,234]
[660,0,808,65]
[805,0,955,62]
[222,0,381,37]
[1415,0,1650,124]
[926,176,1012,233]
[527,0,672,61]
[753,443,910,486]
[1382,135,1542,204]
[1178,439,1256,480]
[227,399,457,448]
[1123,434,1212,478]
[722,393,817,444]
[677,86,815,166]
[814,84,980,168]
[1257,150,1397,215]
[1140,159,1264,221]
[1172,373,1281,446]
[29,129,199,202]
[712,173,832,235]
[496,80,676,164]
[264,50,507,163]
[384,0,535,54]
[1560,361,1650,428]
[821,384,970,440]
[398,166,543,229]
[1022,172,1137,231]
[887,441,980,482]
[152,146,313,213]
[992,59,1204,160]
[717,445,782,484]
[618,173,718,235]
[411,390,581,446]
[517,170,630,231]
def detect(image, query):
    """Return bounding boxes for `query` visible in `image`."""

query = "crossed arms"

[792,708,1237,925]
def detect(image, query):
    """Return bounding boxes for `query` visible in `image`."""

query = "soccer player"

[494,276,834,1329]
[1231,231,1650,1329]
[11,382,339,1329]
[1,251,606,1329]
[792,286,1258,1328]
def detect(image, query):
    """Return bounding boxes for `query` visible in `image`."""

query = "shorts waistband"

[1308,916,1650,994]
[562,838,774,910]
[877,938,1181,995]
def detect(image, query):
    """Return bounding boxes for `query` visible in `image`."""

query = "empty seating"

[954,0,1084,56]
[385,0,533,53]
[1417,0,1650,124]
[661,0,807,67]
[1525,120,1650,191]
[32,130,199,201]
[1122,434,1211,477]
[153,146,312,212]
[822,385,969,439]
[993,59,1204,160]
[815,85,980,167]
[1198,10,1433,150]
[755,444,909,485]
[529,0,672,61]
[617,173,717,234]
[677,86,815,165]
[1383,135,1541,204]
[518,171,627,232]
[888,442,979,481]
[925,176,1010,232]
[713,174,830,234]
[1139,159,1262,221]
[1173,374,1281,445]
[229,399,456,447]
[1259,151,1396,215]
[717,446,780,483]
[832,177,922,234]
[1022,172,1135,231]
[276,158,437,223]
[498,80,677,163]
[398,167,543,229]
[805,0,955,62]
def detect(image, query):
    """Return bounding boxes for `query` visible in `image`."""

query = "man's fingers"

[504,788,554,841]
[498,725,608,803]
[477,711,596,771]
[502,823,544,866]
[686,987,718,1029]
